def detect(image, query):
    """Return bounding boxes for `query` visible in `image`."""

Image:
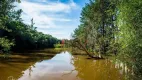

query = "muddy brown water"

[0,51,127,80]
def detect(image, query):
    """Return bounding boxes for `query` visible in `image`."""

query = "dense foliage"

[72,0,118,58]
[73,0,142,79]
[0,0,59,52]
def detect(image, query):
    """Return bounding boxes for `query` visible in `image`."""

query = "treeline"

[72,0,142,79]
[0,0,60,53]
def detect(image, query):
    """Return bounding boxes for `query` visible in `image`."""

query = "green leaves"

[73,0,142,78]
[0,38,14,53]
[115,0,142,79]
[0,0,59,52]
[73,0,118,55]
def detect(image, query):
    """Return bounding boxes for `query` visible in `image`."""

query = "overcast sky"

[17,0,89,39]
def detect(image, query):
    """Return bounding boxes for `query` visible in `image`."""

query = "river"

[0,50,127,80]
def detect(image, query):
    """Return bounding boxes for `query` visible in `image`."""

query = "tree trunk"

[75,39,103,59]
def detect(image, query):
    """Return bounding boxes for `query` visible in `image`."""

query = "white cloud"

[20,1,77,13]
[37,25,74,39]
[17,0,79,39]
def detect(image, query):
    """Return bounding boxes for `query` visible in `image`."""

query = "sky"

[17,0,89,39]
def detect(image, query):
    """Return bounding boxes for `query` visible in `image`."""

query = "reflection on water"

[73,56,126,80]
[0,51,127,80]
[113,59,133,79]
[19,52,77,80]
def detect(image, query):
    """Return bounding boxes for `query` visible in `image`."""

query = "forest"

[0,0,142,80]
[72,0,142,79]
[0,0,60,53]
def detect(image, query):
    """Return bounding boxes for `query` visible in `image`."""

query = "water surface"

[0,51,127,80]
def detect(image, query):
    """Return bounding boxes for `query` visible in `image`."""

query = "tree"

[0,0,17,52]
[72,0,118,58]
[0,0,59,53]
[117,0,142,79]
[73,0,142,79]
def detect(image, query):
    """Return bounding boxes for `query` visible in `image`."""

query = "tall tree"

[73,0,118,58]
[117,0,142,79]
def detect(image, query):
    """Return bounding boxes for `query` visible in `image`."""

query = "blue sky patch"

[17,0,89,39]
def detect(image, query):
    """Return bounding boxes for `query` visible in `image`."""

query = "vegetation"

[72,0,118,58]
[0,0,60,53]
[72,0,142,79]
[0,0,142,79]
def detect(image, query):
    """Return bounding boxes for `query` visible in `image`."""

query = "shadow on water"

[0,50,129,80]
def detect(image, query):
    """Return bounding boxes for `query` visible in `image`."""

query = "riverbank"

[0,48,117,60]
[0,48,65,61]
